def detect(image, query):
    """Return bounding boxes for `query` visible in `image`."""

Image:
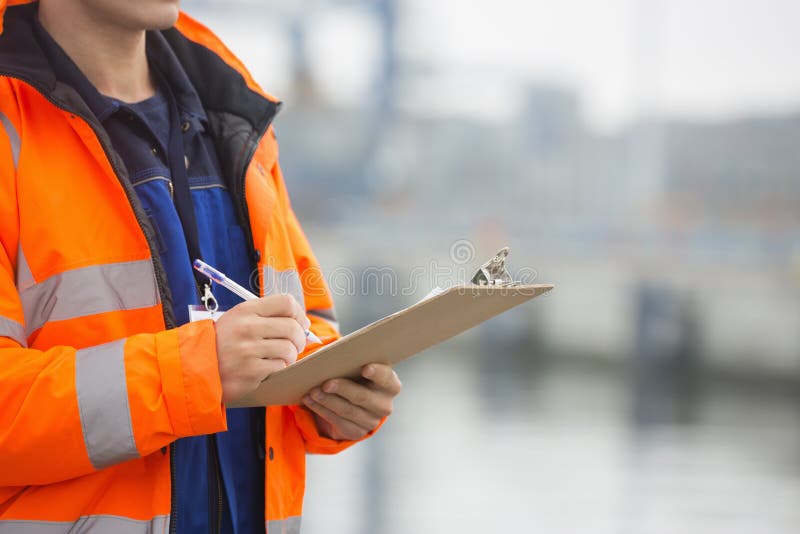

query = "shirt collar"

[31,15,208,125]
[145,30,208,124]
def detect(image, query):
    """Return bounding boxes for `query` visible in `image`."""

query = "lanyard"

[157,70,208,292]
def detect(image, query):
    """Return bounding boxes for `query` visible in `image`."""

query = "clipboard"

[238,283,553,407]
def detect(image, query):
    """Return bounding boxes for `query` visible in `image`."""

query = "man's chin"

[144,7,181,31]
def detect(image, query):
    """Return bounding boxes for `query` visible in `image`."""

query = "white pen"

[193,258,322,344]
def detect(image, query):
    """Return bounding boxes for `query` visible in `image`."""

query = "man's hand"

[215,294,309,407]
[302,364,402,441]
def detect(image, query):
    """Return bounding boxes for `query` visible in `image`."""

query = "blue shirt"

[33,18,265,534]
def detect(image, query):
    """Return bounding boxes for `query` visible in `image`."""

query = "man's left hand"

[302,363,401,441]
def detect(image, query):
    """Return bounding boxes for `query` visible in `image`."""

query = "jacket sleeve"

[0,109,227,487]
[0,253,228,486]
[268,148,386,454]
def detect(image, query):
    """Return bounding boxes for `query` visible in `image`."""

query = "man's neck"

[38,3,155,103]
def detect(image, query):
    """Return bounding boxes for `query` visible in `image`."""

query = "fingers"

[252,355,290,378]
[361,364,402,395]
[300,364,401,440]
[301,365,401,438]
[254,338,299,367]
[217,338,297,380]
[302,394,372,441]
[221,355,288,407]
[316,378,394,418]
[221,312,306,355]
[245,294,309,328]
[305,384,384,427]
[249,316,306,354]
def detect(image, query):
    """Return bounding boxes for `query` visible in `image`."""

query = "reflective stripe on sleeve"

[20,259,160,336]
[262,267,305,309]
[307,308,339,333]
[75,339,139,469]
[0,514,169,533]
[16,243,35,292]
[0,315,26,347]
[266,516,302,534]
[0,110,20,170]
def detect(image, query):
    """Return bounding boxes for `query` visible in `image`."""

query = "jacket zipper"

[1,73,180,531]
[169,445,178,534]
[217,473,223,534]
[208,436,224,534]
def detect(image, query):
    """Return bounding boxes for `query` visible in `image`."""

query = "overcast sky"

[187,0,800,131]
[404,0,800,129]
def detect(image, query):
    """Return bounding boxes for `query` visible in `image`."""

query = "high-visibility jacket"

[0,2,371,531]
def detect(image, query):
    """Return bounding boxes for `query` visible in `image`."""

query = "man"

[0,0,401,532]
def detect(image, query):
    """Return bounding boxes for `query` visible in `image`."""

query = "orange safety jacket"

[0,1,374,532]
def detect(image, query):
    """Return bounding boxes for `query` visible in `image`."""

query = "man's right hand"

[214,294,309,407]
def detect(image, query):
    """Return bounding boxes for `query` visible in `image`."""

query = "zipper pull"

[168,180,174,199]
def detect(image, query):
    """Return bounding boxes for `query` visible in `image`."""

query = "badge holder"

[188,283,223,322]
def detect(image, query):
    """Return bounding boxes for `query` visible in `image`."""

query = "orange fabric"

[30,306,166,349]
[127,320,227,454]
[0,454,172,521]
[0,4,370,527]
[14,88,152,274]
[0,343,92,487]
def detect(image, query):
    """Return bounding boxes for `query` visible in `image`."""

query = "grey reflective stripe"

[75,340,139,469]
[0,315,26,347]
[307,308,339,333]
[0,110,20,170]
[262,267,305,309]
[16,242,35,292]
[0,514,169,533]
[20,259,160,335]
[307,307,336,323]
[266,516,302,534]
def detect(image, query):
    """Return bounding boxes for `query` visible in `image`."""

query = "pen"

[193,259,323,344]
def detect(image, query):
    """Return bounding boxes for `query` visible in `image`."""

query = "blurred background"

[185,1,800,532]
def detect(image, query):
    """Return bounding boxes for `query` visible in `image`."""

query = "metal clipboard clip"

[470,246,516,286]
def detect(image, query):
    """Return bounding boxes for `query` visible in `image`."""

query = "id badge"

[188,305,224,322]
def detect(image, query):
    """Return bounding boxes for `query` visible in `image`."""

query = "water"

[301,345,800,534]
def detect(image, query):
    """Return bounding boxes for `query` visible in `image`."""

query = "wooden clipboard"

[238,284,553,407]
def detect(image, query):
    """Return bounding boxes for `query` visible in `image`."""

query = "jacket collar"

[0,0,35,37]
[0,2,56,92]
